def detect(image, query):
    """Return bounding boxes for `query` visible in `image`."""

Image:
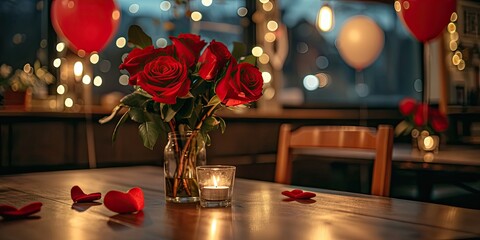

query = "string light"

[316,4,334,32]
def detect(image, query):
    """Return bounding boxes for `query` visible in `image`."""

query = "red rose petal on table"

[0,202,42,219]
[104,187,144,214]
[295,192,316,199]
[71,185,102,203]
[281,189,316,200]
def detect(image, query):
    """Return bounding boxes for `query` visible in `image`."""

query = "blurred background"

[0,0,479,209]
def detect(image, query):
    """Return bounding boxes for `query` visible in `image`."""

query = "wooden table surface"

[1,166,479,240]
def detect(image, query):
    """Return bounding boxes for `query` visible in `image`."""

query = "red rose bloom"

[429,108,449,132]
[198,40,232,81]
[170,34,206,68]
[136,56,190,104]
[216,61,263,107]
[119,46,173,85]
[413,103,429,127]
[399,97,417,116]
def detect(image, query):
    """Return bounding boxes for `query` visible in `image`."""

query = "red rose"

[429,108,449,132]
[136,56,190,104]
[198,40,232,81]
[413,103,429,127]
[170,34,206,68]
[216,61,263,107]
[399,97,417,116]
[119,46,173,85]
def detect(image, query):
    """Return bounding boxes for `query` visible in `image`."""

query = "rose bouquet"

[100,25,263,201]
[394,97,449,137]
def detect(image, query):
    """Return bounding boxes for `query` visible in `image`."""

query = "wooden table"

[1,166,479,240]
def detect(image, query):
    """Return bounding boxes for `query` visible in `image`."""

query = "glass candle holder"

[196,165,236,208]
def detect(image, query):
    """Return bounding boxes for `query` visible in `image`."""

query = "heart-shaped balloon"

[51,0,120,53]
[104,187,144,214]
[71,185,102,203]
[0,202,43,219]
[396,0,456,43]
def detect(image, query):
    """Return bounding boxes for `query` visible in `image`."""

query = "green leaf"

[201,116,220,133]
[207,95,221,107]
[121,92,151,108]
[127,25,152,49]
[139,121,160,150]
[112,110,130,142]
[128,107,146,123]
[240,55,257,66]
[218,117,226,133]
[232,42,247,61]
[176,98,195,120]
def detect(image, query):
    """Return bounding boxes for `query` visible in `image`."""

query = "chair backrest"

[275,124,394,197]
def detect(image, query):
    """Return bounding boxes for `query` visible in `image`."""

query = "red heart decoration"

[0,202,43,219]
[281,189,316,200]
[71,185,102,203]
[104,187,144,214]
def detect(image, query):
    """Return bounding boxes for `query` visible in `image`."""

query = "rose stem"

[173,104,218,197]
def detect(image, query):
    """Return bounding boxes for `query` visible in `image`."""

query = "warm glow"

[267,21,278,31]
[316,73,329,88]
[201,0,212,7]
[262,72,272,83]
[316,4,334,32]
[458,59,465,70]
[23,63,32,73]
[259,53,270,64]
[251,46,263,57]
[116,37,126,48]
[112,10,120,20]
[191,11,202,21]
[449,40,458,51]
[402,1,410,9]
[56,42,65,52]
[452,54,460,65]
[447,23,456,33]
[90,53,99,64]
[394,1,401,12]
[451,12,458,22]
[82,75,91,85]
[93,76,102,86]
[53,58,62,68]
[212,176,219,187]
[73,61,83,77]
[65,98,74,108]
[259,0,269,3]
[77,50,86,57]
[56,85,65,95]
[263,87,275,100]
[263,2,273,12]
[423,136,435,150]
[264,32,276,42]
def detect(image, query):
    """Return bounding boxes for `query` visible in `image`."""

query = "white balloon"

[336,16,384,70]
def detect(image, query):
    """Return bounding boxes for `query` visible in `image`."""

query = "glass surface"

[197,165,236,208]
[277,0,422,107]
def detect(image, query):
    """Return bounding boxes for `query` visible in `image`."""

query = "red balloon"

[396,0,456,43]
[51,0,120,53]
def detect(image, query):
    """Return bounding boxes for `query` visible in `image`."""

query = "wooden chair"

[275,124,394,197]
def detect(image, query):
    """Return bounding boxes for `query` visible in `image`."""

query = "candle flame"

[212,176,219,187]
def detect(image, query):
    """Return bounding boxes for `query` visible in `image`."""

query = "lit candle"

[201,176,229,201]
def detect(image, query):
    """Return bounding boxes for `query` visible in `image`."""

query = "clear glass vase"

[164,131,206,203]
